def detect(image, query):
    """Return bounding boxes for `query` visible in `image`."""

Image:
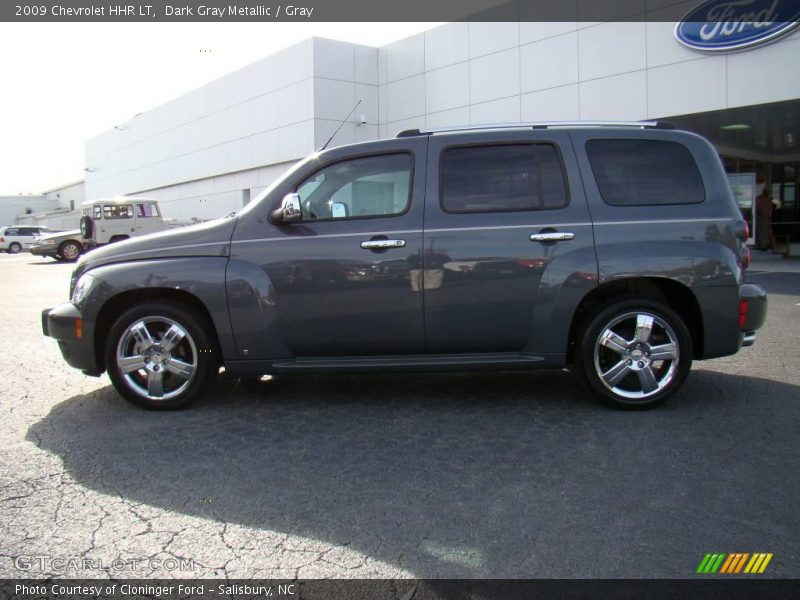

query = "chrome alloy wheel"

[593,311,679,400]
[115,317,198,401]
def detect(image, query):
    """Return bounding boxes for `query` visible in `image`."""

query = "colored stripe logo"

[697,553,773,574]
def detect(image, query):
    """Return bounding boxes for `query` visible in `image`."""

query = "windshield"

[238,154,322,218]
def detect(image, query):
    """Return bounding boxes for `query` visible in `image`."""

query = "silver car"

[30,229,84,262]
[0,226,56,254]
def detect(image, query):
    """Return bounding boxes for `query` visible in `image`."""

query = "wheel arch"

[566,277,704,363]
[93,288,222,373]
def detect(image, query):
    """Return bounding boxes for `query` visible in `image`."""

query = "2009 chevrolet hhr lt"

[43,122,767,410]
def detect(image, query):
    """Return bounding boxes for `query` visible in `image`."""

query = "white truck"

[79,197,191,247]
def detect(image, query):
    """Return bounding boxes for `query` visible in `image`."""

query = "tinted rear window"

[441,144,568,213]
[586,139,705,206]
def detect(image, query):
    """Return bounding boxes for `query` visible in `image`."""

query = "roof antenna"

[318,98,363,152]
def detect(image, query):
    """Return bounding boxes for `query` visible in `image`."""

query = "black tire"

[105,301,218,410]
[8,242,21,254]
[79,216,93,239]
[57,240,82,262]
[109,235,129,244]
[576,297,693,410]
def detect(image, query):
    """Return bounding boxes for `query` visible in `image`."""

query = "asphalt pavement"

[1,252,799,579]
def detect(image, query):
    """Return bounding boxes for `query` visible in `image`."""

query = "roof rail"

[396,120,676,138]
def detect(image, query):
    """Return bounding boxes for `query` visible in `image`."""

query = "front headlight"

[71,273,96,305]
[39,239,55,245]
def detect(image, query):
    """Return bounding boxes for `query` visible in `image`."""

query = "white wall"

[84,38,380,221]
[377,21,800,137]
[44,180,84,212]
[0,196,54,227]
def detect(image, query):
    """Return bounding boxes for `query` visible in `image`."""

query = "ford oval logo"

[675,0,800,52]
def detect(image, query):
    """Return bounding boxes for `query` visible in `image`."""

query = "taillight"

[742,245,751,270]
[739,299,748,329]
[734,219,749,241]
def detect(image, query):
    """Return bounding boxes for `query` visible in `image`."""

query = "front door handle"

[360,239,406,250]
[529,232,575,242]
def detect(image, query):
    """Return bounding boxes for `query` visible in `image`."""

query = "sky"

[0,22,440,194]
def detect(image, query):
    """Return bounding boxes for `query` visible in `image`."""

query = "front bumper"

[31,246,57,258]
[739,283,767,347]
[42,303,102,376]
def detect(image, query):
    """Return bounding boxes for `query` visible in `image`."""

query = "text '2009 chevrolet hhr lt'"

[43,122,767,410]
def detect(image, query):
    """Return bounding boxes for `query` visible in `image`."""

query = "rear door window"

[586,139,705,206]
[440,144,568,213]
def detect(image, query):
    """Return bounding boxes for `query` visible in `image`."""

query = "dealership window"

[586,139,705,206]
[440,144,568,213]
[295,153,412,220]
[103,204,134,219]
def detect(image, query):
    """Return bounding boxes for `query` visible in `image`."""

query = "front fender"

[80,257,237,360]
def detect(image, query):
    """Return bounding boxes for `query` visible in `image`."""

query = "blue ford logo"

[675,0,800,51]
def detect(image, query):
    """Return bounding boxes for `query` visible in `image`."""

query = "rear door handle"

[360,239,406,250]
[529,232,575,242]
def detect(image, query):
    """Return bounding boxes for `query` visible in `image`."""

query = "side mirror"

[270,193,302,224]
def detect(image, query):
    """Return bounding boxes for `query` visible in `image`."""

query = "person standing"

[755,178,773,251]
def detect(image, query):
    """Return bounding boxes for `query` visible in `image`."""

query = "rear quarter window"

[586,139,705,206]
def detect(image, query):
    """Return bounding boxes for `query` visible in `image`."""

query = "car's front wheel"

[58,240,82,262]
[577,298,692,409]
[105,302,218,409]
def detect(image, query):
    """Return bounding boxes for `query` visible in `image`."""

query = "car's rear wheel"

[8,242,21,254]
[58,240,82,262]
[577,298,692,410]
[105,302,218,409]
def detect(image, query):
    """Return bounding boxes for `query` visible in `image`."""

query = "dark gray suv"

[43,122,767,410]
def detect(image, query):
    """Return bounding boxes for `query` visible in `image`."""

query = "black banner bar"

[2,579,800,600]
[2,0,716,23]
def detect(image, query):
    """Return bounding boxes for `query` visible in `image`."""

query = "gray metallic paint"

[46,128,764,377]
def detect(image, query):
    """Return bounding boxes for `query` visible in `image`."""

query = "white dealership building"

[82,17,800,241]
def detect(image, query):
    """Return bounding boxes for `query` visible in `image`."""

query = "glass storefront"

[666,99,800,251]
[720,156,800,249]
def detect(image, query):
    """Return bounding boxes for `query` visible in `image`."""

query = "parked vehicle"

[1,226,56,253]
[43,121,767,410]
[30,229,84,262]
[79,197,184,248]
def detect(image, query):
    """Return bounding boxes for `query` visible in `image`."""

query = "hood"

[36,229,80,242]
[77,217,237,271]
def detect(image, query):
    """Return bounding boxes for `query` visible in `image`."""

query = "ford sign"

[675,0,800,52]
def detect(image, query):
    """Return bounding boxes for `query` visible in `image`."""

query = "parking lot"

[1,251,799,579]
